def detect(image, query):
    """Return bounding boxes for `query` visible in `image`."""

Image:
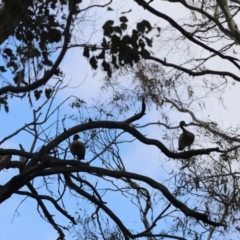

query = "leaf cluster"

[83,16,160,77]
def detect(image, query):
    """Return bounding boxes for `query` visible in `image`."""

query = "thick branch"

[24,99,221,168]
[0,160,47,203]
[39,121,220,161]
[26,162,225,227]
[0,149,32,158]
[0,158,224,229]
[0,0,74,96]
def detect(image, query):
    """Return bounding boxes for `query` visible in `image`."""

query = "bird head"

[179,121,187,127]
[73,134,80,140]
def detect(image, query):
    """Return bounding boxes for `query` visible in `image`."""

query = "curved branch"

[23,97,221,168]
[0,149,33,158]
[148,56,240,83]
[26,182,65,239]
[26,162,225,227]
[0,0,74,96]
[40,121,221,162]
[124,97,146,124]
[64,173,131,239]
[164,97,240,144]
[15,189,76,225]
[70,174,106,203]
[0,159,48,203]
[0,156,225,230]
[135,0,240,70]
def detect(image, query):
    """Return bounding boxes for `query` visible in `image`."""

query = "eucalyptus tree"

[1,1,240,240]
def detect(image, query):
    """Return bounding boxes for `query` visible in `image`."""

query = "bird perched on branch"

[178,121,195,151]
[70,134,85,160]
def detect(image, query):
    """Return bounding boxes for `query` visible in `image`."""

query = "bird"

[70,134,86,160]
[178,121,195,151]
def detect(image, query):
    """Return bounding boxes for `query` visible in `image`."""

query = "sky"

[0,2,165,239]
[1,0,240,239]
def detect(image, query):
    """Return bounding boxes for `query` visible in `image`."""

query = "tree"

[1,0,240,239]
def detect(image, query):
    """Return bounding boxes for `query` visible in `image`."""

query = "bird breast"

[178,130,195,150]
[70,140,85,159]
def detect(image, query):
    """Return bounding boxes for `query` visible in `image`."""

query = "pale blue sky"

[1,1,240,239]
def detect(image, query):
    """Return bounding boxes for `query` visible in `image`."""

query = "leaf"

[45,88,52,99]
[48,28,62,43]
[139,39,145,49]
[131,29,139,46]
[7,61,18,72]
[102,20,114,30]
[120,23,127,31]
[119,16,128,23]
[0,66,6,72]
[111,55,119,69]
[122,35,131,45]
[111,35,121,53]
[34,90,43,100]
[91,45,97,51]
[102,60,112,78]
[136,20,152,33]
[4,48,14,57]
[4,104,9,113]
[26,31,35,42]
[120,9,132,14]
[27,48,41,58]
[97,50,105,59]
[0,96,9,113]
[112,26,122,35]
[83,46,90,58]
[101,38,108,48]
[53,67,62,76]
[102,60,110,72]
[102,20,114,36]
[144,37,152,47]
[89,56,98,69]
[43,59,53,66]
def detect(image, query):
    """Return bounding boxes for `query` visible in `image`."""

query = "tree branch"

[26,182,65,239]
[134,0,240,70]
[64,173,131,239]
[0,0,74,96]
[148,56,240,83]
[15,189,76,225]
[26,162,225,228]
